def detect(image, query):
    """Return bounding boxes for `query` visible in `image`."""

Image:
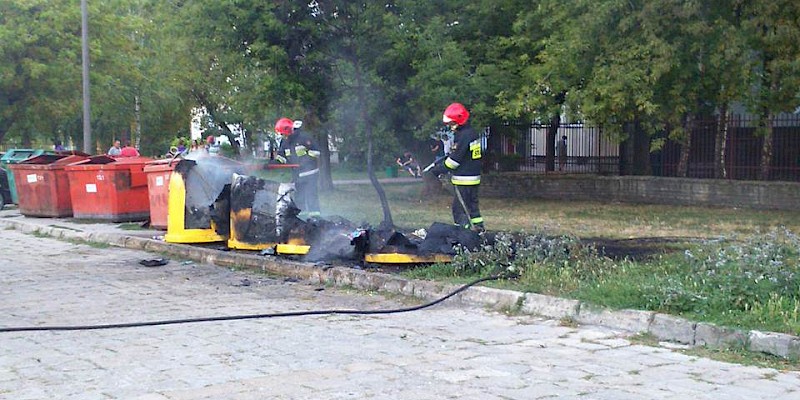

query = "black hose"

[0,275,500,333]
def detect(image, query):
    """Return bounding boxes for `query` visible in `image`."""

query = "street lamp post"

[81,0,92,154]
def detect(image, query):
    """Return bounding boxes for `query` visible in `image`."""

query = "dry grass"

[323,181,800,239]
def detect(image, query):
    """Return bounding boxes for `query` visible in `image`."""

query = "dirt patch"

[582,236,694,261]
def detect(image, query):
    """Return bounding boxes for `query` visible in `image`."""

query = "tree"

[496,0,594,171]
[739,0,800,180]
[0,0,82,146]
[0,0,194,154]
[309,1,408,227]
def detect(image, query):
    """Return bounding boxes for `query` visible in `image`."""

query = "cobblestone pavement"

[1,228,798,400]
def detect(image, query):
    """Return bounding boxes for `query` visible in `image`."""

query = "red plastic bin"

[143,160,177,229]
[64,155,153,222]
[9,153,89,217]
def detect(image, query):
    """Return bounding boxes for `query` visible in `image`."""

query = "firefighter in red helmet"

[429,103,484,232]
[274,117,321,217]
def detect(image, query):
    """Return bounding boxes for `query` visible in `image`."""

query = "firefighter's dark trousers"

[452,184,483,230]
[295,172,320,215]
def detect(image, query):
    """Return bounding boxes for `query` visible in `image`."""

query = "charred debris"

[174,156,484,264]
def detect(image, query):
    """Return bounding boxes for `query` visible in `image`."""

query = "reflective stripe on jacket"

[277,130,320,175]
[445,123,481,185]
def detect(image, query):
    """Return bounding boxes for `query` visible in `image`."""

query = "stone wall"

[481,174,800,211]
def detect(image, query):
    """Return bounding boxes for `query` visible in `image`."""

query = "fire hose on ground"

[0,275,506,333]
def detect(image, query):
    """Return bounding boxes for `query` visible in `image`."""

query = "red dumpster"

[143,159,177,229]
[9,153,90,217]
[64,156,153,222]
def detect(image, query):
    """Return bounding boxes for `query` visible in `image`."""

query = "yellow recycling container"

[164,156,244,243]
[227,173,310,255]
[164,169,226,243]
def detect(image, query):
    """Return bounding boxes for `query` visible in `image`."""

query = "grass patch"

[629,332,798,371]
[117,222,146,231]
[449,229,798,336]
[29,230,49,238]
[252,164,371,183]
[321,182,800,237]
[65,238,111,249]
[24,229,110,249]
[49,224,83,232]
[328,181,800,340]
[67,218,107,224]
[683,346,799,371]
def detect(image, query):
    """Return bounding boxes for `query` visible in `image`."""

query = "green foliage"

[414,227,800,335]
[654,228,800,332]
[0,0,81,143]
[450,231,609,287]
[2,0,799,168]
[218,143,238,159]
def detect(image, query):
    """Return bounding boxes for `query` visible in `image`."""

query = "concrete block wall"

[481,174,800,211]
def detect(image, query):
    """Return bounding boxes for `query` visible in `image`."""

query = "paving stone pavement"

[1,228,799,400]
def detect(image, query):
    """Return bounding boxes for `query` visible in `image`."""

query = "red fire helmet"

[274,117,294,135]
[442,102,469,126]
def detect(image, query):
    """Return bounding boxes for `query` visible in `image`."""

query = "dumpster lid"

[109,156,154,164]
[144,158,179,172]
[66,155,154,168]
[18,154,65,165]
[0,149,47,162]
[54,150,90,157]
[67,155,117,166]
[18,153,90,165]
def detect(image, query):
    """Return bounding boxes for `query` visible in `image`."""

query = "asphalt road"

[1,228,799,399]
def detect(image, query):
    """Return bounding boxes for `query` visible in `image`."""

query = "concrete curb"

[2,217,798,360]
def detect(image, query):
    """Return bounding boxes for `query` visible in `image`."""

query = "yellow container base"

[276,243,311,255]
[164,229,225,244]
[364,253,452,264]
[227,238,277,251]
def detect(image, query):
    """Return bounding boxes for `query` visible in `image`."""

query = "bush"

[660,228,800,332]
[219,143,238,159]
[449,230,613,294]
[411,227,800,334]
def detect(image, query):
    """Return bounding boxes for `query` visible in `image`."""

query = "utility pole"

[81,0,92,153]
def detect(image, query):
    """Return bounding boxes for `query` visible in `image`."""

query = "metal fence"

[485,114,800,182]
[651,115,800,181]
[484,122,620,175]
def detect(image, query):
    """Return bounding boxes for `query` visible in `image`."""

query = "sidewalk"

[5,225,799,399]
[0,206,798,361]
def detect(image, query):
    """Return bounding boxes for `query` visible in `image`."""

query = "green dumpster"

[1,149,47,204]
[385,166,398,178]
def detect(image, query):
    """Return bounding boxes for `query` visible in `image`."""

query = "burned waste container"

[164,154,245,243]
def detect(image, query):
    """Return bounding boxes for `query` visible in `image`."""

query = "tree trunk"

[309,110,334,192]
[545,114,559,172]
[759,111,774,181]
[676,115,693,178]
[21,129,32,148]
[757,44,775,181]
[630,117,651,175]
[0,119,12,145]
[714,104,729,179]
[134,95,142,149]
[355,62,393,228]
[318,127,334,192]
